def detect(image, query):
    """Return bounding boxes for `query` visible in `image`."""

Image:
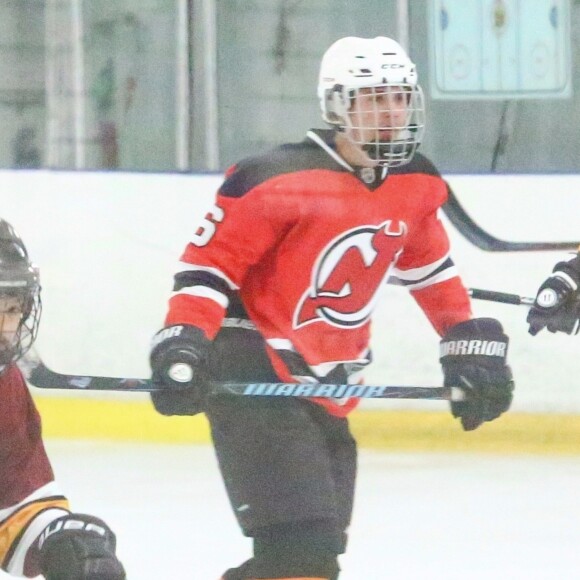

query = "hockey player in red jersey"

[527,251,580,335]
[0,219,126,579]
[149,37,515,580]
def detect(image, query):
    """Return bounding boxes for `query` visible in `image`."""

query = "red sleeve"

[165,180,299,338]
[412,277,472,336]
[395,207,472,337]
[396,206,450,272]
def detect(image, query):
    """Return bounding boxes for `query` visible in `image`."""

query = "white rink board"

[0,170,578,413]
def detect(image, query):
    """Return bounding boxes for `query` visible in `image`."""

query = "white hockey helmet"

[318,36,425,167]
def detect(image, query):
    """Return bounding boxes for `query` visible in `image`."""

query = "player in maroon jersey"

[527,251,580,335]
[149,37,514,580]
[0,219,125,579]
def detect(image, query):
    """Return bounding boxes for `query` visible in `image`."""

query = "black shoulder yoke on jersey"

[219,130,348,199]
[219,129,443,199]
[388,151,442,179]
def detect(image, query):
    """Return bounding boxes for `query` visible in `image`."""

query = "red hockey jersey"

[166,129,471,416]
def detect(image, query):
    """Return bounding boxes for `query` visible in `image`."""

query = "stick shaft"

[469,287,534,306]
[21,356,464,401]
[443,190,580,252]
[220,382,463,401]
[21,284,532,401]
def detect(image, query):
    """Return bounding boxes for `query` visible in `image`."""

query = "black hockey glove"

[37,513,126,580]
[527,255,580,336]
[440,318,514,431]
[149,324,212,416]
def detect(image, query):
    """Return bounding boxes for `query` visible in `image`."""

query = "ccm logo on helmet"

[440,340,507,357]
[38,519,107,550]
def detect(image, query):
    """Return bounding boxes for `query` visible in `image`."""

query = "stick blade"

[20,349,154,392]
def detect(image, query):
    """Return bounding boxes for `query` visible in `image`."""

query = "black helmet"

[0,219,41,366]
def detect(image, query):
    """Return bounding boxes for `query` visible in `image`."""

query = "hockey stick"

[20,352,464,400]
[19,287,530,397]
[468,287,534,306]
[443,189,580,252]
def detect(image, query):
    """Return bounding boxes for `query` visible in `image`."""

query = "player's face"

[347,86,410,143]
[0,295,24,348]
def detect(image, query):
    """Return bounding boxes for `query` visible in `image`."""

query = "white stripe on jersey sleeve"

[402,264,458,291]
[0,481,63,522]
[391,252,450,282]
[172,286,229,308]
[1,482,68,577]
[6,507,70,576]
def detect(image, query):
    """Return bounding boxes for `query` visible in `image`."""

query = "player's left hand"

[440,318,514,431]
[527,255,580,336]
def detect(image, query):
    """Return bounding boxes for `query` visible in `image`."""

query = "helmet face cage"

[341,83,425,167]
[318,36,426,167]
[0,220,42,366]
[0,282,42,366]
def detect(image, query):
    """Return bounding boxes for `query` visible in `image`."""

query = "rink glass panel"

[1,0,579,172]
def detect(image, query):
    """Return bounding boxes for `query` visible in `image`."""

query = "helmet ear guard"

[323,84,349,125]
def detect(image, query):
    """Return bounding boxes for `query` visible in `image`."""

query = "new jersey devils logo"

[294,220,407,329]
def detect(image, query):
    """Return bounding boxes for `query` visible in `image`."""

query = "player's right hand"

[527,255,580,336]
[149,324,211,390]
[149,324,212,416]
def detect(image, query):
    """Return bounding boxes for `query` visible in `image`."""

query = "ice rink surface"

[8,441,580,580]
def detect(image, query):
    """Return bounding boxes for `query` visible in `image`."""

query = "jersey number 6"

[191,205,225,247]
